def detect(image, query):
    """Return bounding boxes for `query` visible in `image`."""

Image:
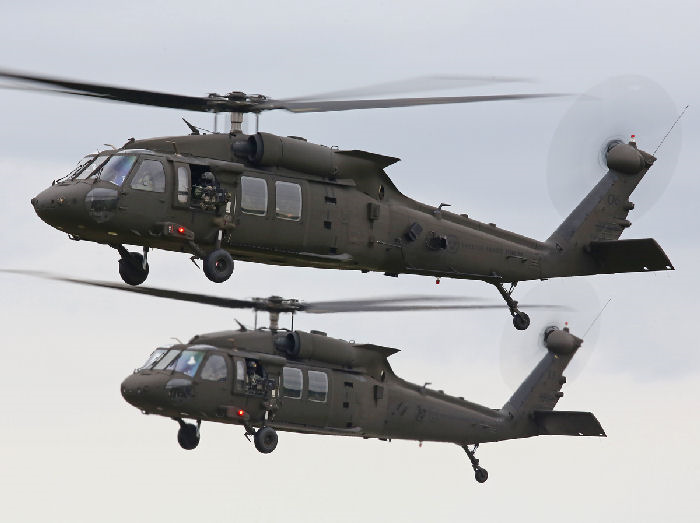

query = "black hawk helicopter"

[0,70,674,330]
[5,270,603,484]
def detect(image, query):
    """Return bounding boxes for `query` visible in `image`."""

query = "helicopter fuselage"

[122,328,538,446]
[32,131,672,330]
[33,132,548,283]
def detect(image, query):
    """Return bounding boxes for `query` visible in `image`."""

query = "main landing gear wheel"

[117,246,149,286]
[203,249,234,283]
[463,444,489,484]
[512,311,530,331]
[176,419,200,450]
[254,426,278,454]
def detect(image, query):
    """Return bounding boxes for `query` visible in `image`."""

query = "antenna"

[583,298,611,338]
[654,104,689,156]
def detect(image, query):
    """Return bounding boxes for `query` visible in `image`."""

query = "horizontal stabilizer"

[533,410,606,437]
[588,238,674,273]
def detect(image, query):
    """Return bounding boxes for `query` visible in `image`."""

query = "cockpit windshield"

[168,350,205,377]
[140,348,168,370]
[69,155,99,180]
[97,155,138,186]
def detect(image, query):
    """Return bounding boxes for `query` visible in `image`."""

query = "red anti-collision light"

[177,226,186,235]
[237,409,245,417]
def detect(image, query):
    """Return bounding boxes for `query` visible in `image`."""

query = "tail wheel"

[254,426,278,454]
[203,249,234,283]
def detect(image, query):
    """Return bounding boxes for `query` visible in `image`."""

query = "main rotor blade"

[1,269,563,315]
[0,68,567,116]
[272,93,568,113]
[303,303,562,313]
[283,74,530,103]
[0,270,261,310]
[0,69,238,113]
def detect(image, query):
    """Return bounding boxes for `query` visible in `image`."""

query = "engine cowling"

[233,132,336,177]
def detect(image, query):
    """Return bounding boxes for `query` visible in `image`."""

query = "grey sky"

[1,1,698,521]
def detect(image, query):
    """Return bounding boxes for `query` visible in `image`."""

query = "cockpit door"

[118,157,169,234]
[192,353,231,412]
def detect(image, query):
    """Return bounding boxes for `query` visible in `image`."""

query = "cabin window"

[241,176,268,216]
[98,155,138,187]
[200,354,228,382]
[177,166,189,204]
[153,350,180,370]
[307,370,328,402]
[275,181,302,221]
[130,159,165,192]
[281,367,303,399]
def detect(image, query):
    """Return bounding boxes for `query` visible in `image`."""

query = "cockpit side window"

[201,354,228,382]
[130,159,165,193]
[98,155,138,187]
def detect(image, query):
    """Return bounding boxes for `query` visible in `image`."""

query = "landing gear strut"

[463,444,488,483]
[175,418,200,450]
[492,281,530,330]
[116,245,149,286]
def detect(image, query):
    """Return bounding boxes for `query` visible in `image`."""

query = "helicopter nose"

[121,374,151,408]
[32,184,90,230]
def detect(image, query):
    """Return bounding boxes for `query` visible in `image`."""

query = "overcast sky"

[1,1,698,521]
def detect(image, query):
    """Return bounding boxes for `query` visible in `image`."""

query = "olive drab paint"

[32,131,672,330]
[121,324,604,484]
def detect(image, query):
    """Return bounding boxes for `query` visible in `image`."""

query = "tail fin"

[543,141,673,277]
[501,327,606,438]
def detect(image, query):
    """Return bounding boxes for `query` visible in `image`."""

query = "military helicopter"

[4,269,602,483]
[1,70,674,330]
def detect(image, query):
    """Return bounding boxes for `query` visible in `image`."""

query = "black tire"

[512,312,530,331]
[474,468,489,483]
[203,249,234,283]
[254,426,278,454]
[177,423,200,450]
[118,252,149,286]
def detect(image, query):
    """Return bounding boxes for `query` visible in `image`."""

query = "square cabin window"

[241,176,268,216]
[282,367,303,399]
[307,370,328,402]
[275,181,302,221]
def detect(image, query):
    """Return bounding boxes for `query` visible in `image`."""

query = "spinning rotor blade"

[0,270,261,309]
[1,269,560,315]
[500,279,602,389]
[0,68,566,115]
[547,75,682,219]
[0,69,239,113]
[282,74,530,102]
[272,93,567,113]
